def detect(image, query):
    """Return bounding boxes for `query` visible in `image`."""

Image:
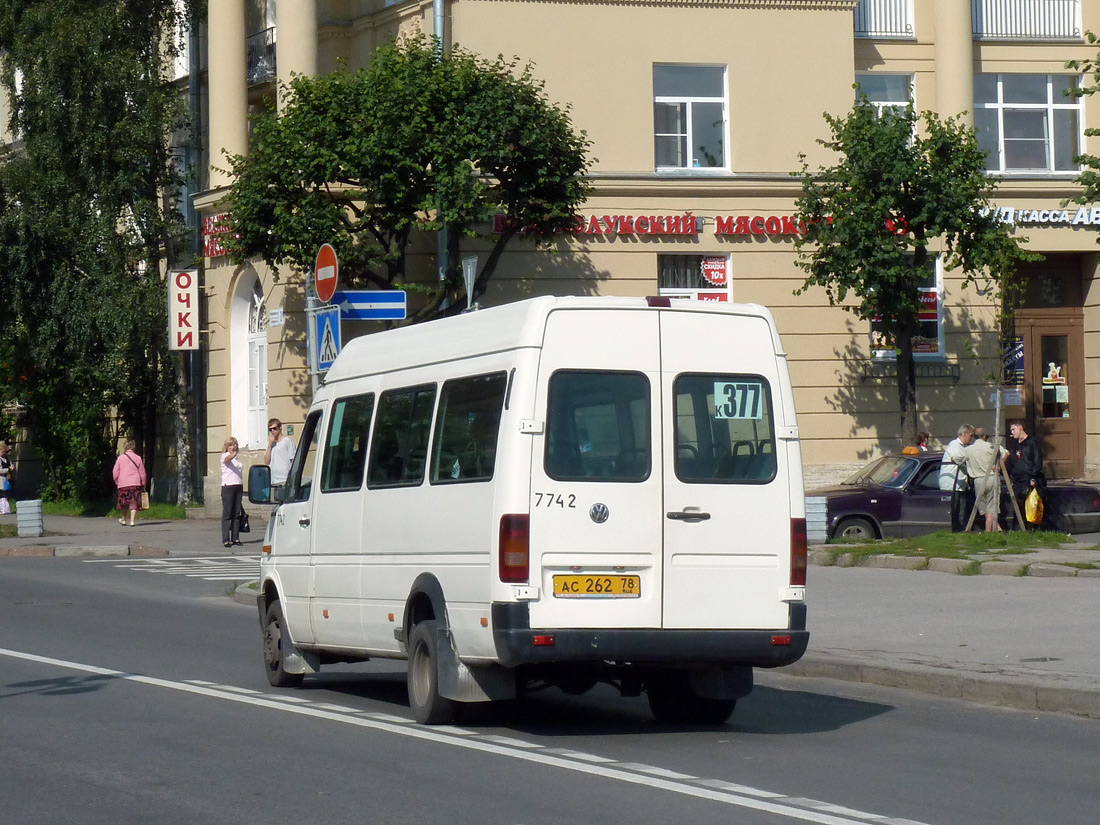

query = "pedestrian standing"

[221,436,244,548]
[0,441,13,515]
[939,423,975,532]
[264,418,295,499]
[1006,419,1044,528]
[961,428,1008,533]
[111,439,147,527]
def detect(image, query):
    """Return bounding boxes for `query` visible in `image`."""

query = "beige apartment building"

[190,0,1100,506]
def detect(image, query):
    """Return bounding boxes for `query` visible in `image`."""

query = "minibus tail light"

[499,515,530,583]
[790,518,807,586]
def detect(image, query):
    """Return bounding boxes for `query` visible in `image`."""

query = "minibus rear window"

[546,371,650,482]
[673,374,776,484]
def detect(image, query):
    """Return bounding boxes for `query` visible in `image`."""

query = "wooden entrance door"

[1007,310,1084,479]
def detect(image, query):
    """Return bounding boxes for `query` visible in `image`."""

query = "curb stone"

[786,654,1100,720]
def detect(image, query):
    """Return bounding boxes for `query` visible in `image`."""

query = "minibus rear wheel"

[646,671,736,725]
[408,620,457,725]
[263,600,304,688]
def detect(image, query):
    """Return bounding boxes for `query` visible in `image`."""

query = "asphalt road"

[1,556,1097,825]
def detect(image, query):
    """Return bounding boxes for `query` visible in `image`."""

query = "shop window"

[653,65,727,172]
[975,74,1082,174]
[870,257,943,360]
[855,73,913,116]
[657,254,730,302]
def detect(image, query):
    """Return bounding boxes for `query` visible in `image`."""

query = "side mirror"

[248,464,273,504]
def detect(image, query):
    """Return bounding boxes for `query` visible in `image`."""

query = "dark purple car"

[806,452,1100,540]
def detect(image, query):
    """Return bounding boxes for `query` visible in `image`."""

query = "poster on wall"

[1002,337,1024,386]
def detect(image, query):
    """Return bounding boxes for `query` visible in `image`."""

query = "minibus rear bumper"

[490,602,808,669]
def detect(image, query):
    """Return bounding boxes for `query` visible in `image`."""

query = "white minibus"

[249,296,808,724]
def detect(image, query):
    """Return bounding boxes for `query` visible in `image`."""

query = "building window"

[246,281,268,448]
[855,73,913,115]
[870,257,944,360]
[975,74,1082,174]
[653,65,727,171]
[658,254,730,302]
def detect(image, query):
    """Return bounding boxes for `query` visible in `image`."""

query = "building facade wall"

[194,0,1100,506]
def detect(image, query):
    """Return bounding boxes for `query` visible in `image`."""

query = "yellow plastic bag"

[1025,487,1044,525]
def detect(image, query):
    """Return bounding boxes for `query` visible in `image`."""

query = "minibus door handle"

[298,516,311,527]
[667,509,711,522]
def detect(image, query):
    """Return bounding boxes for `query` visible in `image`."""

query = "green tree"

[793,98,1033,446]
[1067,31,1100,212]
[223,35,592,319]
[0,0,192,501]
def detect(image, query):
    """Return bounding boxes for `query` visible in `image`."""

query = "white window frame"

[247,282,269,449]
[855,72,914,117]
[657,253,732,303]
[653,64,729,173]
[870,257,945,362]
[975,74,1084,176]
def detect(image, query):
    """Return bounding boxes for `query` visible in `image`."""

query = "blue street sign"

[333,290,407,321]
[315,306,341,371]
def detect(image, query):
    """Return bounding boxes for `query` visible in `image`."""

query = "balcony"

[973,0,1082,40]
[854,0,915,39]
[247,27,277,85]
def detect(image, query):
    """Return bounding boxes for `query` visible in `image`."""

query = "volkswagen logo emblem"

[589,503,610,524]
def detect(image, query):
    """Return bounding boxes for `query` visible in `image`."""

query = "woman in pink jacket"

[112,439,148,527]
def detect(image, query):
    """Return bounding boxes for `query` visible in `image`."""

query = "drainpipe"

[188,10,206,501]
[434,0,448,289]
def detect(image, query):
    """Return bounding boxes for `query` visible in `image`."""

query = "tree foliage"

[223,34,592,319]
[0,0,191,500]
[1067,30,1100,213]
[793,97,1034,445]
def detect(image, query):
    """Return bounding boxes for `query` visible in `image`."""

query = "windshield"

[842,455,920,489]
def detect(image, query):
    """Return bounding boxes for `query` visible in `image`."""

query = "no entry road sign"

[314,244,339,303]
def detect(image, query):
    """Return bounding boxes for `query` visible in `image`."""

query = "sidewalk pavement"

[2,511,1098,719]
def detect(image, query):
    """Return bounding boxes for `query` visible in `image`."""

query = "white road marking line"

[0,647,935,825]
[542,748,618,763]
[617,763,697,780]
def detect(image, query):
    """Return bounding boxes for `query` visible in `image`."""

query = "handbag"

[140,491,150,511]
[1025,487,1044,525]
[238,511,251,534]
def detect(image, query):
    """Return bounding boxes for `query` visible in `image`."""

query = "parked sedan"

[806,452,1100,540]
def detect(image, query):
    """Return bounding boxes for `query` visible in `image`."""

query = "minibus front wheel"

[408,620,458,725]
[263,600,304,688]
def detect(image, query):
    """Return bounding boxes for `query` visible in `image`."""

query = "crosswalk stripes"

[85,555,260,581]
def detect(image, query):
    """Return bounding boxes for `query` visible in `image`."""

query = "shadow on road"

[303,666,891,736]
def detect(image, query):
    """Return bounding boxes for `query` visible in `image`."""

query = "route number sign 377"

[714,381,764,420]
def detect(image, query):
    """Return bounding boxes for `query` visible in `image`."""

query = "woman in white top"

[221,437,244,547]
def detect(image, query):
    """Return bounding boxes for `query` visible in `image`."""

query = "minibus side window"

[367,385,437,488]
[673,373,776,484]
[546,371,650,482]
[430,373,507,485]
[321,394,375,493]
[282,411,324,503]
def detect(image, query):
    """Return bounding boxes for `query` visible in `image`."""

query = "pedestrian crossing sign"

[315,306,341,371]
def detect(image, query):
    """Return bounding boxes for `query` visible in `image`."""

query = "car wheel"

[262,600,304,688]
[835,516,876,540]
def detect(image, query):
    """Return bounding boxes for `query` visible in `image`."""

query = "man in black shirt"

[1006,420,1043,528]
